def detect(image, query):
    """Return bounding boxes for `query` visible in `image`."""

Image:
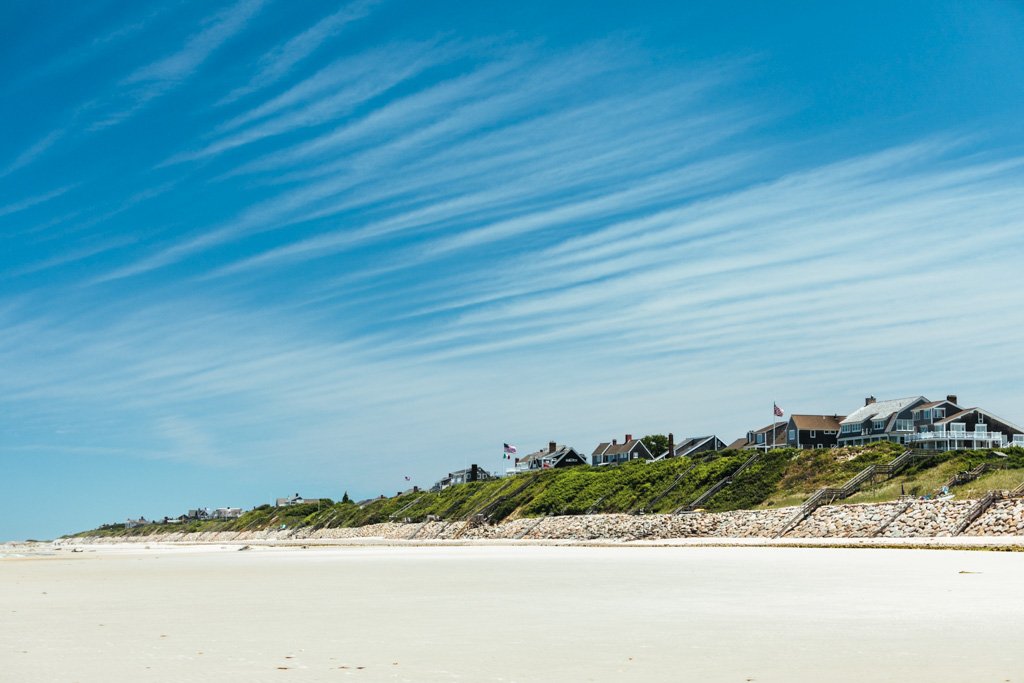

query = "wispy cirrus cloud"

[218,0,384,105]
[90,0,267,129]
[0,130,66,178]
[0,185,75,221]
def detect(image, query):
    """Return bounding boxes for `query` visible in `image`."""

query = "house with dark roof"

[837,396,930,446]
[514,442,587,472]
[785,415,844,449]
[729,422,788,450]
[591,434,653,465]
[907,403,1024,451]
[656,432,727,459]
[909,396,963,431]
[430,464,495,491]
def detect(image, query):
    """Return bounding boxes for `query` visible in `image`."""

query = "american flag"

[774,403,784,417]
[503,443,517,454]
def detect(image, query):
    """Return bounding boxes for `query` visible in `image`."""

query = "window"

[756,433,765,443]
[789,430,796,441]
[950,423,966,433]
[894,419,913,432]
[809,431,816,437]
[872,420,886,430]
[923,409,932,420]
[935,408,945,418]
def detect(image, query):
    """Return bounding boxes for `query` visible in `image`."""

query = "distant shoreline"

[48,495,1024,553]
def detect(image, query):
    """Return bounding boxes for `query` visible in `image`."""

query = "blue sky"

[3,1,1024,540]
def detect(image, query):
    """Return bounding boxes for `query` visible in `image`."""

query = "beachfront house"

[786,415,844,449]
[212,507,243,519]
[837,396,930,447]
[729,422,788,451]
[514,442,587,472]
[591,435,653,465]
[431,464,495,491]
[655,433,727,459]
[908,404,1024,451]
[275,493,324,507]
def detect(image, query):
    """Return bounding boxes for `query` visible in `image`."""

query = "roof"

[656,436,721,459]
[593,438,647,457]
[753,421,787,436]
[914,400,959,411]
[732,422,787,449]
[936,407,1024,433]
[790,415,844,431]
[840,396,925,425]
[518,444,577,464]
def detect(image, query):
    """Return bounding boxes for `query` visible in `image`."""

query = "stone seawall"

[65,496,1024,545]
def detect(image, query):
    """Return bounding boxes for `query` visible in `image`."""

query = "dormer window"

[872,419,886,430]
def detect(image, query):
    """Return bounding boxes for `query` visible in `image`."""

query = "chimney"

[625,434,633,442]
[612,439,618,445]
[865,396,876,406]
[668,432,675,457]
[947,394,958,405]
[548,441,557,453]
[470,463,478,481]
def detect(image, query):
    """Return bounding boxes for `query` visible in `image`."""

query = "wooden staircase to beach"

[871,500,914,537]
[673,452,761,514]
[630,463,699,515]
[388,496,424,522]
[472,477,537,523]
[515,515,550,540]
[944,462,992,490]
[953,490,1002,536]
[776,448,919,538]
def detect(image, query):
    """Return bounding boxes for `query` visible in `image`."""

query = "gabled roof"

[733,422,787,449]
[518,444,580,465]
[913,400,957,411]
[594,438,648,457]
[936,407,1024,433]
[840,396,926,425]
[656,435,723,459]
[790,415,844,431]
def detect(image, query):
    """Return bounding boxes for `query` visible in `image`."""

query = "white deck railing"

[909,430,1007,445]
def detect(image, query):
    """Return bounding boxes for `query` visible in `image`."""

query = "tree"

[342,491,351,504]
[641,434,669,458]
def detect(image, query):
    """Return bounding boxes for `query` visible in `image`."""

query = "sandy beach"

[3,544,1024,682]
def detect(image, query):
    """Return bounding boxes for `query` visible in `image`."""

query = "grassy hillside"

[72,444,1024,537]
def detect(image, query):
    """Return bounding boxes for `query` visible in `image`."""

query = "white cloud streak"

[218,0,383,104]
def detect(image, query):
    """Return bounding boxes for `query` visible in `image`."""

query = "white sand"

[3,545,1024,682]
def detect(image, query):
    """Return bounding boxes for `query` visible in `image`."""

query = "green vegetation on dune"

[71,444,1024,538]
